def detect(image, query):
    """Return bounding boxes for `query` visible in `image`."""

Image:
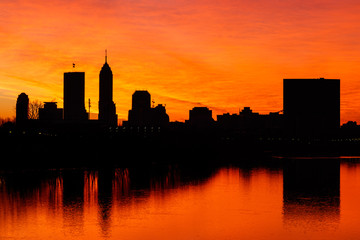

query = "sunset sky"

[1,0,360,123]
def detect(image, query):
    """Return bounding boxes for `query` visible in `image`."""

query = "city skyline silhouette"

[1,1,360,124]
[1,50,358,165]
[8,59,346,134]
[2,1,360,240]
[1,66,359,164]
[5,55,346,129]
[1,63,355,125]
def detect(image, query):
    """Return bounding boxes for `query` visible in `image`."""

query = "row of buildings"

[15,53,342,137]
[16,54,170,129]
[216,78,340,137]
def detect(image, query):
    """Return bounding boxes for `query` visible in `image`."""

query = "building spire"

[105,49,107,63]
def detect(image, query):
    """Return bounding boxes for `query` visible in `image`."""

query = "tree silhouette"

[28,100,43,120]
[0,117,15,126]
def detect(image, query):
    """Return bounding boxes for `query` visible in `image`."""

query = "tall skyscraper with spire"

[99,50,117,126]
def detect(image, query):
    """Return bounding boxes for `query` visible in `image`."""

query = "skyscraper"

[98,51,117,126]
[128,90,151,126]
[63,72,88,121]
[283,78,340,136]
[16,92,29,124]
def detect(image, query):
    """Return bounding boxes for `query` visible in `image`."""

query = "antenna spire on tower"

[105,49,107,63]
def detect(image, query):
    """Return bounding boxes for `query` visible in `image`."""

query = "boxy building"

[63,72,88,121]
[283,78,340,137]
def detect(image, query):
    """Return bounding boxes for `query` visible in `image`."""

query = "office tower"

[127,90,169,127]
[99,52,117,126]
[16,92,29,124]
[283,78,340,136]
[132,90,151,111]
[128,90,151,126]
[63,72,88,121]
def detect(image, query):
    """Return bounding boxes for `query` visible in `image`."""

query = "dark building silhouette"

[39,102,63,122]
[217,107,283,136]
[16,92,29,124]
[128,90,151,126]
[188,107,214,127]
[283,78,340,137]
[63,72,88,121]
[99,52,117,126]
[341,121,360,137]
[127,90,169,127]
[152,104,170,126]
[132,90,151,110]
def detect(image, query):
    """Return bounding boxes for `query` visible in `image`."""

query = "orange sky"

[1,0,360,123]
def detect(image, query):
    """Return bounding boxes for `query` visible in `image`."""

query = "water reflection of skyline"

[0,166,218,236]
[0,160,354,239]
[282,158,341,232]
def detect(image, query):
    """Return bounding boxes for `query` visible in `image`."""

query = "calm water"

[1,158,360,240]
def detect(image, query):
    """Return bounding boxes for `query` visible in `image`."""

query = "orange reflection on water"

[2,161,360,239]
[0,172,64,239]
[104,167,284,240]
[84,170,98,208]
[338,160,360,237]
[113,168,130,200]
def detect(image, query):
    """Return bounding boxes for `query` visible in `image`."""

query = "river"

[1,157,360,239]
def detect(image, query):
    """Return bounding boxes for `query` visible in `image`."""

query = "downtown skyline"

[1,0,360,124]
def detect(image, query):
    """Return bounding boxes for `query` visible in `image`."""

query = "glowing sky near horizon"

[1,0,360,123]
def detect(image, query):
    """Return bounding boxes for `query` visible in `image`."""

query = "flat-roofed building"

[283,78,340,137]
[63,72,88,121]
